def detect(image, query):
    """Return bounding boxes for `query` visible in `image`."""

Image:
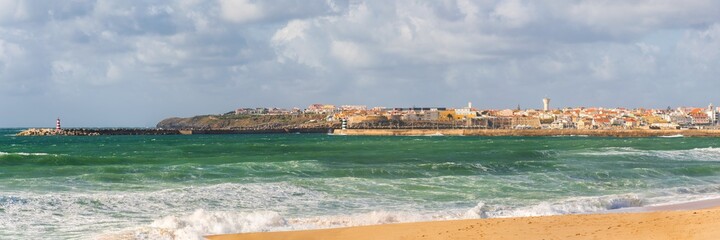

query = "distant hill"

[156,113,336,130]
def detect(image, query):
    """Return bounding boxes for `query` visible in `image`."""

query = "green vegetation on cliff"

[156,113,335,130]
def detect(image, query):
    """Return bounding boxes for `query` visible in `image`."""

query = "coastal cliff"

[156,114,337,130]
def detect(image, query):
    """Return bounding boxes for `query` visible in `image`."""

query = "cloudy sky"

[1,0,720,127]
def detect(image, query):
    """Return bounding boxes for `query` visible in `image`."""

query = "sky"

[1,0,720,127]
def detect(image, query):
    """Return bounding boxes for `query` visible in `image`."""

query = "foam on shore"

[206,205,720,240]
[91,191,720,240]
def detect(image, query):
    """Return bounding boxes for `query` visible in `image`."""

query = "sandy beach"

[207,199,720,240]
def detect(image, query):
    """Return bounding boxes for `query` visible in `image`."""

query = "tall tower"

[542,98,551,111]
[468,101,472,109]
[709,103,717,125]
[56,118,61,131]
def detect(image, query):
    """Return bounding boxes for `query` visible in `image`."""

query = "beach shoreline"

[206,198,720,240]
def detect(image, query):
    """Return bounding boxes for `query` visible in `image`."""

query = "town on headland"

[17,99,720,137]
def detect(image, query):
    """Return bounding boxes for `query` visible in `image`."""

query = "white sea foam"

[96,188,720,240]
[499,195,645,217]
[5,180,720,240]
[98,211,420,240]
[577,147,648,156]
[463,202,489,218]
[418,162,492,172]
[0,182,329,240]
[424,132,444,136]
[577,147,720,161]
[463,187,720,219]
[0,151,51,156]
[129,210,288,240]
[659,134,684,138]
[651,147,720,161]
[486,186,720,219]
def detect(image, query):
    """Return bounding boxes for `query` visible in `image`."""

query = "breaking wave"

[658,134,684,138]
[92,185,720,240]
[0,183,328,239]
[577,147,720,161]
[0,151,51,156]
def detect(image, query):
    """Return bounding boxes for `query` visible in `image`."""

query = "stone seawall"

[332,129,720,137]
[16,128,182,136]
[16,128,332,136]
[178,128,331,135]
[18,128,720,137]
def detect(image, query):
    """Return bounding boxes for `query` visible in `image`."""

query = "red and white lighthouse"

[56,118,61,131]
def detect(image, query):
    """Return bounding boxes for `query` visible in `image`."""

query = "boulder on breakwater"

[15,128,88,136]
[14,128,330,136]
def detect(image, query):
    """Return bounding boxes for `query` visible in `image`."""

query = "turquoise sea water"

[2,128,720,239]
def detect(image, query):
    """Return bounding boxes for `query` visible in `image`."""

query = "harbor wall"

[16,128,332,136]
[332,129,720,137]
[17,128,720,137]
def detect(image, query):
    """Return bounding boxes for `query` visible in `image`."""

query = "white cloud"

[636,42,660,55]
[0,35,34,89]
[218,0,343,24]
[456,0,480,23]
[330,40,371,67]
[93,0,137,17]
[0,38,23,61]
[219,0,263,23]
[678,23,720,62]
[4,0,720,127]
[271,19,309,43]
[134,38,189,66]
[147,5,175,16]
[106,61,121,80]
[590,56,615,80]
[491,0,535,28]
[271,20,324,68]
[564,0,720,35]
[51,61,90,84]
[0,0,27,22]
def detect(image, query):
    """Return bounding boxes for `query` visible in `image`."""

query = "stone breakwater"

[16,128,332,136]
[18,128,720,137]
[333,129,720,137]
[16,128,181,136]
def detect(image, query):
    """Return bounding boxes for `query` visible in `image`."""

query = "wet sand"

[206,199,720,240]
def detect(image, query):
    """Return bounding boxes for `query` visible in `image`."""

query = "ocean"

[1,128,720,239]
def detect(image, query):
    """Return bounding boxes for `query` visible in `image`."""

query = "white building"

[341,105,367,111]
[543,98,551,111]
[707,103,718,124]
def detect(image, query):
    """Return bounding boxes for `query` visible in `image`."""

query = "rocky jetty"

[15,128,101,136]
[16,128,179,136]
[15,128,330,136]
